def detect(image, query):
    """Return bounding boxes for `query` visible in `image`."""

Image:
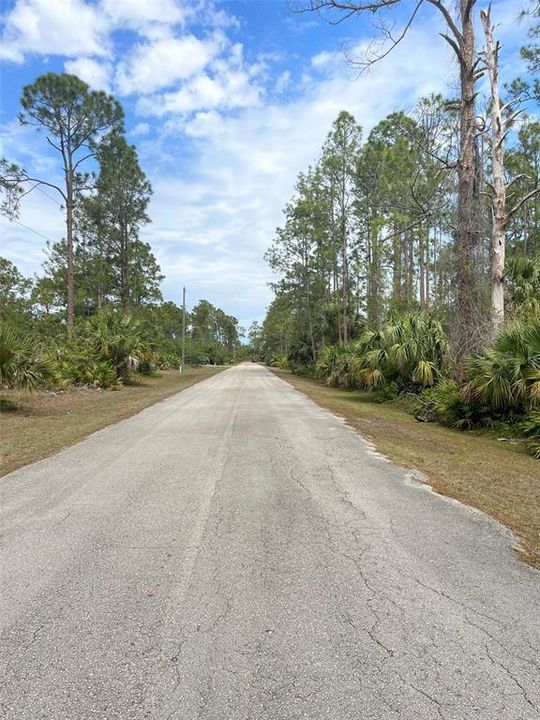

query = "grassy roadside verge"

[271,368,540,570]
[0,366,225,478]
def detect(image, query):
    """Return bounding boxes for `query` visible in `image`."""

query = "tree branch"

[289,0,402,13]
[506,173,530,191]
[73,152,96,172]
[439,32,462,62]
[425,0,463,43]
[46,136,62,153]
[508,186,540,220]
[19,174,66,201]
[347,1,424,68]
[463,0,477,25]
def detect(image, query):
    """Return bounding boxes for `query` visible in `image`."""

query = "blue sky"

[0,0,535,329]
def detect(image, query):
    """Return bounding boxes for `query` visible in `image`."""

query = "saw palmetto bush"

[353,314,448,390]
[463,317,540,416]
[0,324,52,391]
[84,310,149,380]
[55,350,121,389]
[415,379,491,430]
[54,310,155,388]
[316,343,356,386]
[267,354,289,369]
[358,314,448,392]
[418,316,540,458]
[316,313,449,396]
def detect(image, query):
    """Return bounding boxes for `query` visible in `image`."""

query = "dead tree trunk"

[479,7,540,333]
[481,7,506,335]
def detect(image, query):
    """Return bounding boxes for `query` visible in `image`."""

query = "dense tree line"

[294,0,539,352]
[261,4,540,456]
[263,105,539,359]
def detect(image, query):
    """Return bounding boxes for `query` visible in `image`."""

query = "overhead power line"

[9,218,58,244]
[36,186,63,208]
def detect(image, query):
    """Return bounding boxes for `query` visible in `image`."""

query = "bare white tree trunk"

[481,7,506,335]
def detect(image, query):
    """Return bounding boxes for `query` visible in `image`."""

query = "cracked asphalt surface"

[1,363,539,719]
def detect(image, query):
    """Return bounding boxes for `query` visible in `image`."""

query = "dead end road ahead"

[1,363,539,719]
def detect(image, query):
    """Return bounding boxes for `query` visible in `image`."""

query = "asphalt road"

[1,363,539,720]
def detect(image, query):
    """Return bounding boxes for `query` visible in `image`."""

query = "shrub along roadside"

[316,314,448,393]
[0,324,53,391]
[1,310,164,397]
[53,311,154,389]
[463,320,540,416]
[416,318,540,456]
[298,313,540,460]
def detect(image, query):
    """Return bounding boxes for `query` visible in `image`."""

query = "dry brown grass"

[272,369,540,569]
[0,367,224,478]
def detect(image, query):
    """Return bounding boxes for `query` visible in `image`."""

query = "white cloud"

[139,69,261,116]
[100,0,186,32]
[275,70,291,95]
[0,0,109,63]
[115,31,226,95]
[64,57,113,91]
[130,122,151,136]
[137,42,263,116]
[182,110,223,139]
[311,50,334,69]
[203,5,241,31]
[0,0,239,65]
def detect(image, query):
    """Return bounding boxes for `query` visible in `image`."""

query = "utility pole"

[180,285,186,374]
